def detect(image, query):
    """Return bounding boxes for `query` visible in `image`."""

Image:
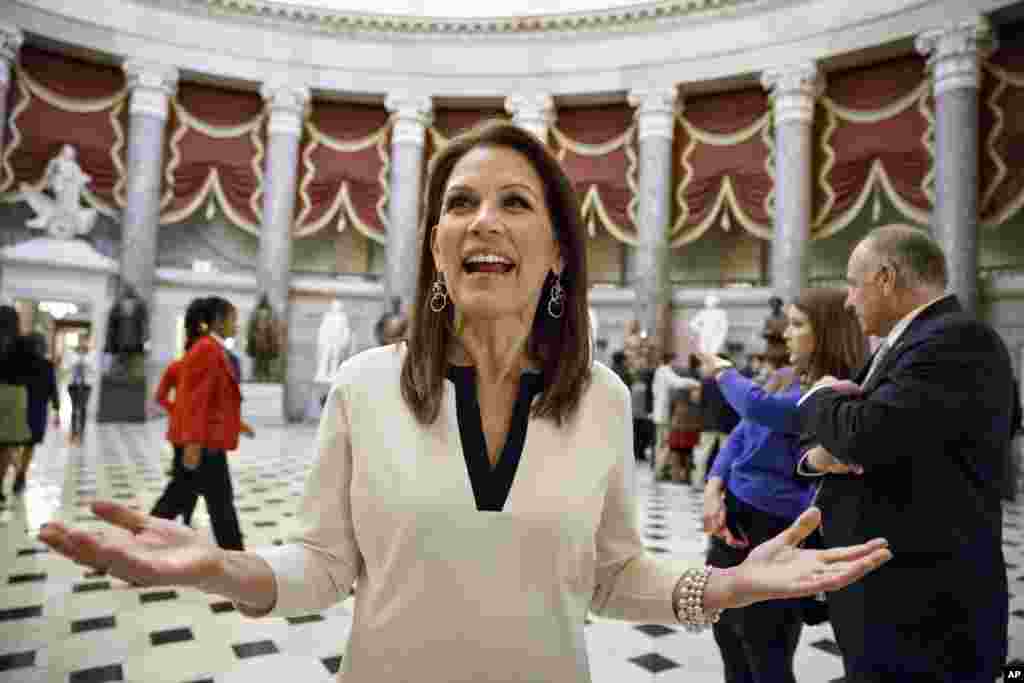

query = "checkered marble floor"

[1,421,1021,683]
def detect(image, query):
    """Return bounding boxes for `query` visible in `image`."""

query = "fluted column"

[627,89,677,354]
[385,94,432,312]
[504,93,555,143]
[916,18,995,314]
[762,62,824,305]
[260,79,309,419]
[121,61,178,307]
[0,25,23,169]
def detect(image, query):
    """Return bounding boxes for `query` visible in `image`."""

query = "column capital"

[123,60,179,120]
[385,93,433,146]
[627,89,678,141]
[504,93,555,140]
[261,79,310,137]
[762,62,824,125]
[916,17,996,95]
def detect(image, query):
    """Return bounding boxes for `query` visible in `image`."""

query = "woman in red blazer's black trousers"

[172,297,245,550]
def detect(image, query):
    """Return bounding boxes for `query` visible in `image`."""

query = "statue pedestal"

[96,376,148,423]
[241,382,285,426]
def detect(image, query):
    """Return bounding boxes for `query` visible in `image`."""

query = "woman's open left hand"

[730,507,891,608]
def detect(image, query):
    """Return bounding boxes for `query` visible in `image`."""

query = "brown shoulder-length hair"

[792,287,868,384]
[400,120,592,426]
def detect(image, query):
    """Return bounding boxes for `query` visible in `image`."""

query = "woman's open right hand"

[38,501,222,588]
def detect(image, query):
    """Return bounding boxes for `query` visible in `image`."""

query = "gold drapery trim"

[812,159,930,241]
[814,82,932,230]
[159,168,260,234]
[159,97,266,231]
[550,123,639,243]
[980,62,1024,223]
[294,119,390,240]
[671,110,772,241]
[0,65,127,216]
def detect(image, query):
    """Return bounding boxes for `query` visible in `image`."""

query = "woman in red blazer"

[150,298,207,527]
[163,296,245,550]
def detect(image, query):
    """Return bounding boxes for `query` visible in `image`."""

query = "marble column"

[0,25,23,172]
[121,61,178,307]
[762,62,823,305]
[916,18,995,314]
[260,80,309,420]
[627,89,677,355]
[385,94,432,312]
[504,93,555,143]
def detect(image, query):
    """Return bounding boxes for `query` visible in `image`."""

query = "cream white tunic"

[251,345,700,682]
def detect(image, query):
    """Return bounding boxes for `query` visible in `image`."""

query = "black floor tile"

[210,601,236,614]
[634,623,676,637]
[71,615,117,633]
[253,521,277,528]
[810,638,843,656]
[16,548,48,556]
[8,572,47,584]
[232,640,279,659]
[0,605,43,621]
[644,546,670,554]
[322,656,342,674]
[629,652,680,674]
[139,590,178,604]
[73,581,112,593]
[286,614,324,625]
[0,650,35,671]
[68,663,123,683]
[150,627,194,646]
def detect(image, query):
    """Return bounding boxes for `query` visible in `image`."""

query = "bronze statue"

[246,294,282,382]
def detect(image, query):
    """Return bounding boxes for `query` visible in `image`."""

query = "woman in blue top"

[699,288,867,683]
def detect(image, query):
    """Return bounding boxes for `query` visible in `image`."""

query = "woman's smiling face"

[431,144,562,323]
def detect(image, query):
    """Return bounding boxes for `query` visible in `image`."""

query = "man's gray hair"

[861,224,948,290]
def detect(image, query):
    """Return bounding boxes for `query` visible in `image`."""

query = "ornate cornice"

[261,79,310,137]
[123,60,179,119]
[761,62,824,124]
[628,89,678,140]
[916,16,997,95]
[135,0,763,40]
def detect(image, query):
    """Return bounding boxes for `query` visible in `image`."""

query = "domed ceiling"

[271,0,656,16]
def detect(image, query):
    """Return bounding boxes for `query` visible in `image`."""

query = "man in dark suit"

[798,224,1014,682]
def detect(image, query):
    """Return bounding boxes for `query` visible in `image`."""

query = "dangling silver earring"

[429,273,448,313]
[547,273,564,319]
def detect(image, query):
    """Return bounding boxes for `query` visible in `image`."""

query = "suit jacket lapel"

[861,295,961,393]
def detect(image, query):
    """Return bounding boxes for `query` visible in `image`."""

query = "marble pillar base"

[241,382,286,426]
[96,376,148,423]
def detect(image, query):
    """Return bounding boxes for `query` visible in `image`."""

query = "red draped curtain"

[551,103,637,245]
[671,86,773,247]
[159,83,265,233]
[981,44,1024,228]
[0,47,127,215]
[293,101,390,245]
[812,55,934,239]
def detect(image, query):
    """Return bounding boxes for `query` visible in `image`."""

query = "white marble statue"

[314,300,352,383]
[690,294,729,355]
[21,145,98,239]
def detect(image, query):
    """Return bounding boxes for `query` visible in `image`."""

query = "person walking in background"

[652,352,699,480]
[797,225,1015,682]
[0,306,32,503]
[63,337,94,445]
[150,297,208,528]
[175,296,246,550]
[15,332,59,494]
[697,288,867,683]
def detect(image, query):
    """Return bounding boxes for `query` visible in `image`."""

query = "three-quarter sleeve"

[717,369,801,433]
[590,381,702,625]
[244,381,364,617]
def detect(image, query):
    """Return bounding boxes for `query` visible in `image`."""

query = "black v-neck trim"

[447,365,544,512]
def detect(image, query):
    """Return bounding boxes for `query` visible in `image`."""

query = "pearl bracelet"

[672,566,723,633]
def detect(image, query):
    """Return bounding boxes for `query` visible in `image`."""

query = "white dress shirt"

[246,345,699,682]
